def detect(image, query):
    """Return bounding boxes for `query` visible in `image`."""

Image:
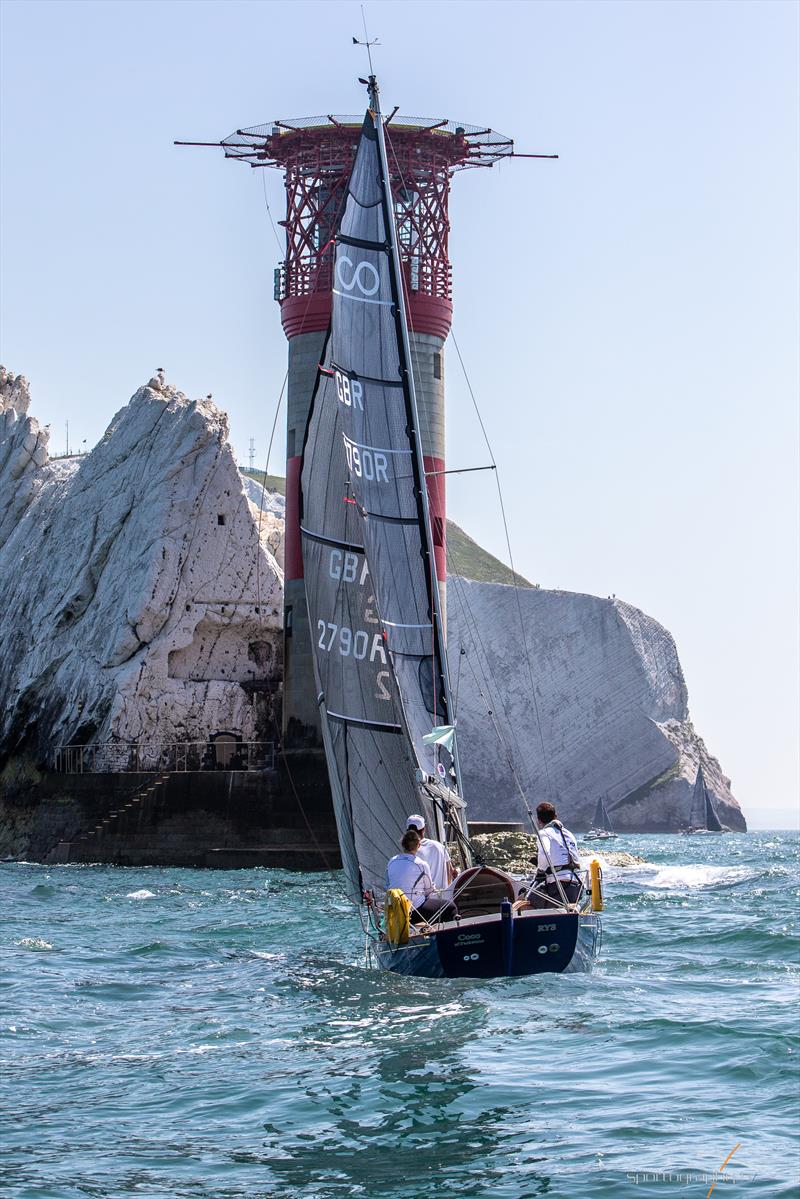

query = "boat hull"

[374,909,601,979]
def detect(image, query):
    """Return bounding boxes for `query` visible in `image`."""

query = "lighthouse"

[209,107,514,746]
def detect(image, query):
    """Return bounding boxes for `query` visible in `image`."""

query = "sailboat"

[680,765,726,834]
[299,75,602,978]
[584,796,617,841]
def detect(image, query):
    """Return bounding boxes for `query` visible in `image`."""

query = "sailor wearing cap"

[385,829,435,910]
[406,814,455,890]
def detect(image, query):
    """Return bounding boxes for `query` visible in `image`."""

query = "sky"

[1,0,798,827]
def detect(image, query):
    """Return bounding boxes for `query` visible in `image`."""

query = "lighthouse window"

[217,514,226,526]
[433,353,442,380]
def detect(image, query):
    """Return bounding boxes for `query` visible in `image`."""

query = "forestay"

[299,103,464,901]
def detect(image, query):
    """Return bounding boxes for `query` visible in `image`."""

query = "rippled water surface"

[2,833,798,1198]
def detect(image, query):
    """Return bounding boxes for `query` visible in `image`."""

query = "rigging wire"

[254,370,288,623]
[453,644,463,713]
[382,127,523,790]
[244,226,356,898]
[449,328,556,809]
[271,710,356,904]
[361,6,375,75]
[438,346,568,898]
[260,170,285,255]
[381,124,571,903]
[382,125,543,807]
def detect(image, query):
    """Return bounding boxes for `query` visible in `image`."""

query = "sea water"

[2,832,798,1199]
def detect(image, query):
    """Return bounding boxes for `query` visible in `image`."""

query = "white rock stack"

[0,369,283,760]
[446,579,744,830]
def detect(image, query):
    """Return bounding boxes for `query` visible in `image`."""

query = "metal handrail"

[53,741,276,774]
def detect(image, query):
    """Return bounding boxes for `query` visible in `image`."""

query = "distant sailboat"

[681,766,725,834]
[585,796,617,841]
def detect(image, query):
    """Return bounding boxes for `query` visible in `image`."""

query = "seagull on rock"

[147,368,166,391]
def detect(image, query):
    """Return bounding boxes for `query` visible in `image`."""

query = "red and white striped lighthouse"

[215,111,513,745]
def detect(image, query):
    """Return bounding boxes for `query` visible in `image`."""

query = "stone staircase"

[45,772,171,864]
[42,751,340,869]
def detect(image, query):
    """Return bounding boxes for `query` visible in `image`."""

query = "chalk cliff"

[239,478,743,830]
[0,368,282,763]
[0,367,743,831]
[445,579,743,831]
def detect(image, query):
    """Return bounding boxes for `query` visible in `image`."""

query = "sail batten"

[330,368,404,388]
[326,711,404,732]
[363,513,419,526]
[337,233,391,251]
[299,527,365,553]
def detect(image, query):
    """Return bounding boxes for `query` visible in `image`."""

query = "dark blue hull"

[374,909,601,979]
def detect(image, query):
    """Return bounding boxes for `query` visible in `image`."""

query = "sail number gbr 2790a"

[317,546,392,702]
[316,621,386,665]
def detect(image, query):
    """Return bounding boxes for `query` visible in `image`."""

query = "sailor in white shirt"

[513,802,583,910]
[385,829,435,911]
[405,814,455,890]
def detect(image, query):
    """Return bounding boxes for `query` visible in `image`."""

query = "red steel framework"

[212,113,515,339]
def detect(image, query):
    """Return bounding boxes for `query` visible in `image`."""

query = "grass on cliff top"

[241,469,532,588]
[241,468,287,494]
[446,520,533,588]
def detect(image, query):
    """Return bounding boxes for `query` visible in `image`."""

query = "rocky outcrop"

[446,580,744,831]
[0,368,283,763]
[468,830,647,873]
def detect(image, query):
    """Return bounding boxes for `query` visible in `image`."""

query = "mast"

[368,75,467,835]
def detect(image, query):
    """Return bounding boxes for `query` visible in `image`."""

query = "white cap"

[406,814,425,830]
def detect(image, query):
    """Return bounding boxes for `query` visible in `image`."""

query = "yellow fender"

[590,859,604,912]
[384,888,411,945]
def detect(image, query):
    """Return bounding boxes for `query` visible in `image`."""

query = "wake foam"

[610,863,757,890]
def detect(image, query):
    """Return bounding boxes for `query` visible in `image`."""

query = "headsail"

[300,81,468,900]
[704,790,723,832]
